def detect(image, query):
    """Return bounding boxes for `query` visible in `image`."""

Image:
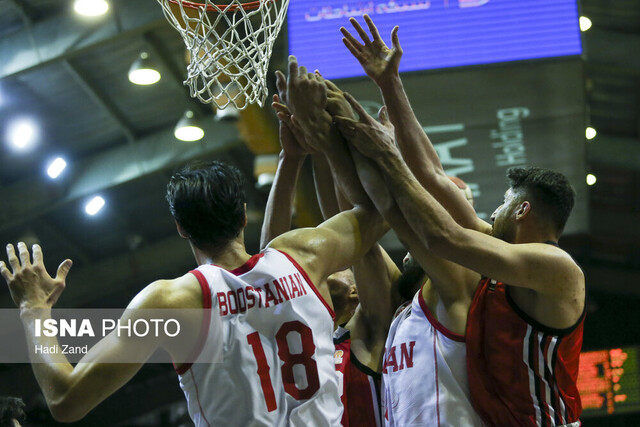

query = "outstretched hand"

[0,243,72,310]
[286,55,329,124]
[340,14,402,87]
[333,93,398,161]
[272,93,315,157]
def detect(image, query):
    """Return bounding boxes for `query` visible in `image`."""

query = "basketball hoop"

[157,0,289,109]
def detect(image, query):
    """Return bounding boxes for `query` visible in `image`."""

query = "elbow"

[49,397,88,423]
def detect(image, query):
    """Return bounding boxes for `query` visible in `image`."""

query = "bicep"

[270,206,384,282]
[444,229,583,295]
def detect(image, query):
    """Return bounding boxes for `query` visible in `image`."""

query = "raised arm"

[336,100,585,320]
[341,15,487,233]
[337,111,477,323]
[260,72,311,249]
[271,57,386,288]
[0,243,202,422]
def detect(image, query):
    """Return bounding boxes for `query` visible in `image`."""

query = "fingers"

[275,70,287,98]
[17,242,31,266]
[299,65,309,78]
[343,92,371,123]
[55,259,73,282]
[6,244,20,272]
[363,14,382,42]
[288,55,299,81]
[0,261,12,282]
[32,243,44,266]
[272,100,290,115]
[378,105,391,126]
[391,26,402,52]
[349,17,371,44]
[323,78,340,92]
[340,25,363,50]
[341,37,364,63]
[332,115,358,137]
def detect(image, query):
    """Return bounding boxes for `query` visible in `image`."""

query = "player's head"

[0,396,25,427]
[166,160,247,252]
[396,253,427,301]
[491,167,575,242]
[327,269,358,326]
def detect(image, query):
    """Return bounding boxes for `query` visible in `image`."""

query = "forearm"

[322,136,374,210]
[20,309,74,410]
[351,244,397,329]
[378,75,443,179]
[260,151,306,249]
[375,151,457,251]
[311,154,342,220]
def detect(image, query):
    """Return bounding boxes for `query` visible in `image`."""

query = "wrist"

[280,149,306,163]
[377,73,402,92]
[20,306,51,322]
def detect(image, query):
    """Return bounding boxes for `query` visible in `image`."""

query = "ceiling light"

[174,110,204,142]
[128,52,161,86]
[586,174,597,186]
[585,127,597,140]
[579,16,592,32]
[47,157,67,179]
[6,118,38,151]
[85,196,105,216]
[74,0,109,17]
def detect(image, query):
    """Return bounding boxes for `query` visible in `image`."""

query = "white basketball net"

[157,0,290,109]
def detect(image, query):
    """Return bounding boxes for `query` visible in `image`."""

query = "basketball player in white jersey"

[332,15,486,425]
[0,58,386,425]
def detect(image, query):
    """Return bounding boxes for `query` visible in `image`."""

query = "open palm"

[340,15,403,86]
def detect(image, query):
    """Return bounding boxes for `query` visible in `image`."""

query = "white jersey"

[177,248,343,427]
[382,290,484,427]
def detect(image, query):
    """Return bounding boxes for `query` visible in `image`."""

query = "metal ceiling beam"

[0,0,167,79]
[63,59,137,143]
[142,32,211,117]
[0,119,243,235]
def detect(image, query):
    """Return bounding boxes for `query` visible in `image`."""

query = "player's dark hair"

[167,160,246,252]
[397,256,427,301]
[0,396,26,427]
[507,166,575,234]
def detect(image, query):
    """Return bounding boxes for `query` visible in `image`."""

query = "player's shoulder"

[267,226,327,259]
[129,273,202,310]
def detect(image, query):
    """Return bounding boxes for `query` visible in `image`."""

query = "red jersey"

[466,277,585,427]
[333,327,382,427]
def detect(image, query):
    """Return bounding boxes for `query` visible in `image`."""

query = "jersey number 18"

[247,320,320,411]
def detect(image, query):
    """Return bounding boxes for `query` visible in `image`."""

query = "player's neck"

[192,235,251,269]
[514,222,558,245]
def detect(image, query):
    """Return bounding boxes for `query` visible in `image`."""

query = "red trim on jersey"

[189,369,212,427]
[277,250,335,319]
[418,288,464,342]
[174,269,213,375]
[506,284,586,336]
[228,253,265,276]
[433,331,441,427]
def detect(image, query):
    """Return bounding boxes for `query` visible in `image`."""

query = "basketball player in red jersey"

[334,19,585,426]
[0,57,387,425]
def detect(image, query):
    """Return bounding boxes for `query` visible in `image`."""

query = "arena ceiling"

[0,0,638,306]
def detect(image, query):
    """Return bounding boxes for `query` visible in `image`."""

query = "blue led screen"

[288,0,582,79]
